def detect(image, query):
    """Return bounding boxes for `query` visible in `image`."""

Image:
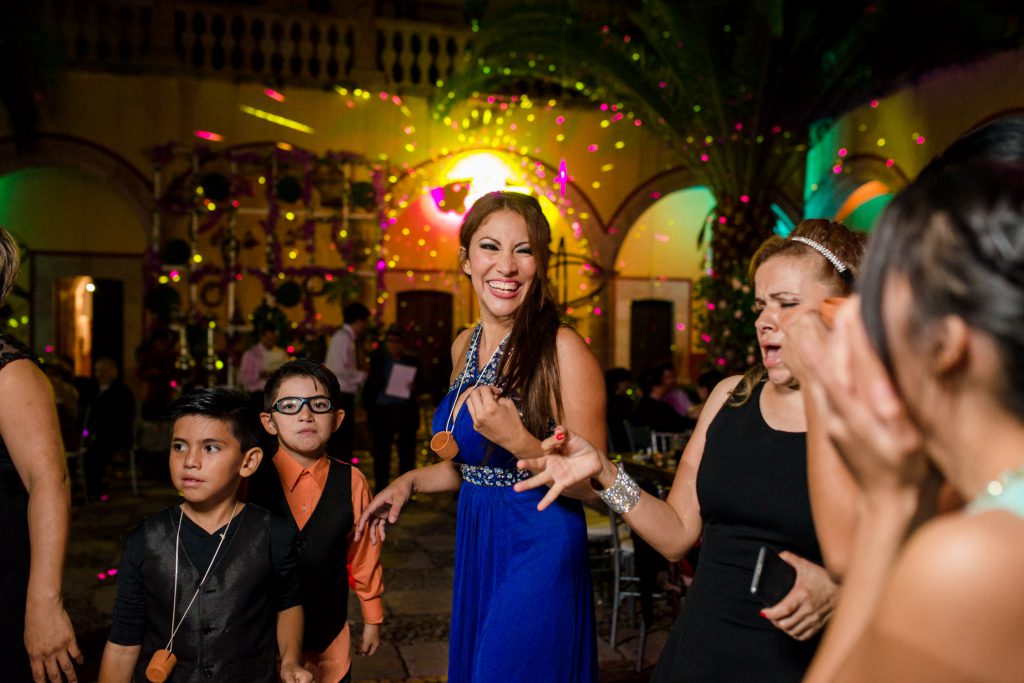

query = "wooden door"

[395,290,453,401]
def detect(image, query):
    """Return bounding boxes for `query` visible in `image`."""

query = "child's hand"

[356,623,381,656]
[279,661,313,683]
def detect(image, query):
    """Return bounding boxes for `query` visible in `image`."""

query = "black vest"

[135,506,277,682]
[247,455,353,652]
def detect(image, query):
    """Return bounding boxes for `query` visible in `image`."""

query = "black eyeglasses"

[272,396,333,415]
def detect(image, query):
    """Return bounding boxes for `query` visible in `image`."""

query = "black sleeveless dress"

[651,381,823,683]
[0,335,39,680]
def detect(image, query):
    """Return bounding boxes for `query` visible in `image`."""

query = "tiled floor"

[62,453,671,682]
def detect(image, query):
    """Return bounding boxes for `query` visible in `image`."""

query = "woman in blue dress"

[356,191,603,682]
[797,162,1024,681]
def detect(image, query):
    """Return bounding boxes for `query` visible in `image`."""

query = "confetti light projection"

[239,105,314,134]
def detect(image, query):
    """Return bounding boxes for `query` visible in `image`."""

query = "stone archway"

[0,133,154,231]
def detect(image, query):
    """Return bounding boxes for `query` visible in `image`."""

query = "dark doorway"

[395,290,453,401]
[630,299,673,377]
[91,279,125,372]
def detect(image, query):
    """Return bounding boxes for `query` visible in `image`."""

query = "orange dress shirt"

[273,452,384,682]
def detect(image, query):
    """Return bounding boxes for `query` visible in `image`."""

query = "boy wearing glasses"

[247,359,383,683]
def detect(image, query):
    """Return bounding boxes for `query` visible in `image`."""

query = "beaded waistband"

[460,464,532,487]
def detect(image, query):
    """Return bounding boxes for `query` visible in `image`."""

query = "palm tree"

[439,0,1022,370]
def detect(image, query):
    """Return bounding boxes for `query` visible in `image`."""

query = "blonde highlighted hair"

[729,219,867,406]
[0,228,21,307]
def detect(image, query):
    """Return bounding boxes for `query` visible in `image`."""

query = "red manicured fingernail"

[759,610,767,618]
[555,432,564,441]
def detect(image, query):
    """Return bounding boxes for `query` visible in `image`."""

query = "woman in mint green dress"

[797,162,1024,682]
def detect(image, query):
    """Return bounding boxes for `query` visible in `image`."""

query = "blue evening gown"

[432,324,597,682]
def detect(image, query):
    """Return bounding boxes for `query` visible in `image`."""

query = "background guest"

[631,365,695,435]
[83,357,135,500]
[134,327,178,423]
[363,325,423,492]
[656,363,693,419]
[238,324,288,397]
[604,366,634,452]
[688,369,724,421]
[325,302,370,461]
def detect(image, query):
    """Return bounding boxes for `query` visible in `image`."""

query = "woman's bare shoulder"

[554,326,601,372]
[702,375,743,413]
[896,510,1024,590]
[875,509,1024,671]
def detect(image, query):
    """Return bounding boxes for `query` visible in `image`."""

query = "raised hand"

[780,307,831,385]
[464,385,529,453]
[513,427,605,511]
[808,297,929,497]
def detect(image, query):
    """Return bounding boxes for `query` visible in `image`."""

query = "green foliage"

[694,266,758,376]
[443,0,1023,366]
[325,275,363,306]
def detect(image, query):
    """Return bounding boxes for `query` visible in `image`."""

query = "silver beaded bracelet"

[596,464,641,514]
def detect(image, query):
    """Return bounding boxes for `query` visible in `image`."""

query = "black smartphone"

[750,546,797,607]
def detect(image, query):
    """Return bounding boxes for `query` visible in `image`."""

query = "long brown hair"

[459,191,563,437]
[730,219,867,406]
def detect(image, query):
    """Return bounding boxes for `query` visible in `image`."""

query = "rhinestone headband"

[789,236,853,283]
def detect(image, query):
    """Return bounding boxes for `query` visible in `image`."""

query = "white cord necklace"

[430,327,511,459]
[165,501,240,651]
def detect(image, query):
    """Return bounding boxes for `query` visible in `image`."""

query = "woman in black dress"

[519,219,864,681]
[0,227,80,681]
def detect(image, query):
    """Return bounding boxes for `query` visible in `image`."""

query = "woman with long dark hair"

[356,191,604,682]
[801,163,1024,682]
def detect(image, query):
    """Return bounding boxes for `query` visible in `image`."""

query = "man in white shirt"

[324,302,371,460]
[238,326,288,394]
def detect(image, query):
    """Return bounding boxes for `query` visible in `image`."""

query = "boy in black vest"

[248,359,383,683]
[98,387,312,683]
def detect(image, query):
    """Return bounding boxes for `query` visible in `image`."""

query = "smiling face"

[260,375,345,462]
[460,209,539,322]
[170,415,260,507]
[754,254,838,387]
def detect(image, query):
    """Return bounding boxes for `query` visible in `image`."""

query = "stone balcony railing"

[45,0,472,92]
